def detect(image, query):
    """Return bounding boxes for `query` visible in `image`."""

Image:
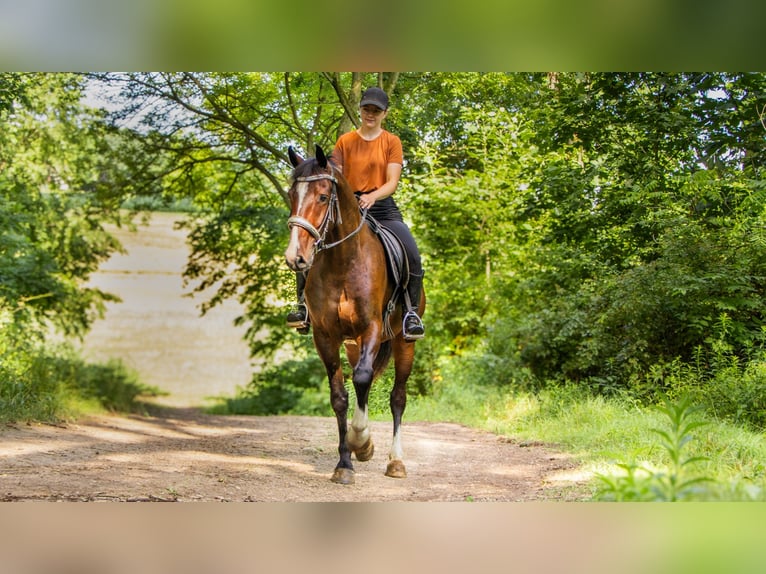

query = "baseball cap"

[360,87,389,110]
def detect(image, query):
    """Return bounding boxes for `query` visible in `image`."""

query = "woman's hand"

[357,194,376,210]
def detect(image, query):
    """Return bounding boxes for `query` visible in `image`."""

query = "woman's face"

[360,104,387,128]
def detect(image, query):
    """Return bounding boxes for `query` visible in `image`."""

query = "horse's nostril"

[287,254,309,272]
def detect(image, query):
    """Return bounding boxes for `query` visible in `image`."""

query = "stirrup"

[402,311,425,341]
[287,304,310,334]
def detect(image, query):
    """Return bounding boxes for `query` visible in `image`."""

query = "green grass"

[400,379,766,501]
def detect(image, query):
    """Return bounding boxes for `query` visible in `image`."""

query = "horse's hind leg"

[386,338,415,479]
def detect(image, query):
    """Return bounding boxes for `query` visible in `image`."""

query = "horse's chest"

[337,289,359,323]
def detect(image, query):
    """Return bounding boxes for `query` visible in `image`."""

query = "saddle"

[365,215,410,339]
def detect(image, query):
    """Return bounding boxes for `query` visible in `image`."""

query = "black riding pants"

[360,193,423,277]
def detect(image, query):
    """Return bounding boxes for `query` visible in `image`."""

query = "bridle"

[287,170,368,254]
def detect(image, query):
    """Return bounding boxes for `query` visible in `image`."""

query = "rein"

[287,171,368,254]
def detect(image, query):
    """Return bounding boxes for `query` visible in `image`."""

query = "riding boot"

[402,271,425,341]
[286,272,310,334]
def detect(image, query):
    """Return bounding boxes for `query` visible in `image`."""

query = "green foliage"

[0,336,65,422]
[0,337,160,423]
[0,73,151,422]
[595,396,713,501]
[208,353,328,416]
[403,73,766,410]
[1,73,125,340]
[642,326,766,429]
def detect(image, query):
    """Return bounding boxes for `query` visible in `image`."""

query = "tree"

[403,73,766,390]
[89,72,410,359]
[1,73,121,341]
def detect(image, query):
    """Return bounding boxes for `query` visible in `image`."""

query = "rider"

[287,86,425,341]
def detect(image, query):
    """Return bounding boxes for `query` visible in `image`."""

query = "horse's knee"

[352,364,373,388]
[390,384,407,412]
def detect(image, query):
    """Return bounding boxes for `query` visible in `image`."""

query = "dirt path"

[0,408,586,502]
[0,213,589,502]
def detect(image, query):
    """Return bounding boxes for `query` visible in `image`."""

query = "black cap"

[360,87,389,110]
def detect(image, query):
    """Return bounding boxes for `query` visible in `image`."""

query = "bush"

[668,349,766,430]
[209,356,329,416]
[0,338,160,423]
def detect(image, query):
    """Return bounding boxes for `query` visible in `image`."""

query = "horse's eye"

[318,194,329,203]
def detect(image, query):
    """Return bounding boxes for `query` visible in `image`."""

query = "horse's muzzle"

[285,221,316,272]
[285,253,311,272]
[285,239,314,272]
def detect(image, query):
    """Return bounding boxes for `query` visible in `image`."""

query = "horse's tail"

[373,340,393,379]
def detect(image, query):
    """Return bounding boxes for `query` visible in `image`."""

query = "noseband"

[287,170,367,254]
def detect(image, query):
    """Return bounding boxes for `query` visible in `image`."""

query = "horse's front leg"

[316,338,355,484]
[345,335,379,464]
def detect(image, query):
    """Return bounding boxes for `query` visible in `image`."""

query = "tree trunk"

[338,73,362,138]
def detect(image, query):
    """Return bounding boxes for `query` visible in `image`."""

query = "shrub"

[0,337,159,423]
[209,357,329,416]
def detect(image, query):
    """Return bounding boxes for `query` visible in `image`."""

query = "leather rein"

[287,171,368,254]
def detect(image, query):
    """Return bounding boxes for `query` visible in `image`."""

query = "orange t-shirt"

[330,130,403,192]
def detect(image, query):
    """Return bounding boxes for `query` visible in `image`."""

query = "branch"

[382,72,400,95]
[182,73,287,163]
[284,72,307,138]
[322,72,360,130]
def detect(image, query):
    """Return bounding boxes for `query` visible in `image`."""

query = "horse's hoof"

[385,459,407,479]
[354,439,375,462]
[331,467,355,485]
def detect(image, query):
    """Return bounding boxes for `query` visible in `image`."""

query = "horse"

[284,144,426,485]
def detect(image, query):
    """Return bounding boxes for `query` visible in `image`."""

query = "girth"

[365,215,410,339]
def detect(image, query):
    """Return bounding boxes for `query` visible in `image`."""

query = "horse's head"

[284,144,342,272]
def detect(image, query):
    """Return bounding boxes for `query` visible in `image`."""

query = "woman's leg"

[379,220,425,340]
[286,272,310,334]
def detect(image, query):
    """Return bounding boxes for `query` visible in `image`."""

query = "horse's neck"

[331,187,362,238]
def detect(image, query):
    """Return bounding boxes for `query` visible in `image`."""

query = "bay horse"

[284,144,425,485]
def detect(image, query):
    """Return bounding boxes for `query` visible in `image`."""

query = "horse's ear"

[315,144,328,169]
[288,146,303,168]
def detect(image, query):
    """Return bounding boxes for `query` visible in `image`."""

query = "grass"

[399,378,766,501]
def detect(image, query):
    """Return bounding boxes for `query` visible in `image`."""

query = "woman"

[287,86,425,341]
